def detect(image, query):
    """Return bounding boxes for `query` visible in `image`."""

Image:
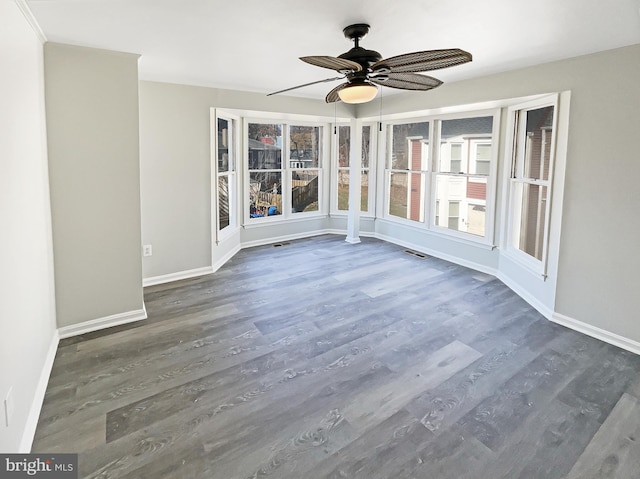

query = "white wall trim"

[374,232,498,277]
[496,270,554,320]
[19,329,59,452]
[14,0,47,43]
[241,229,337,249]
[552,312,640,356]
[143,266,214,287]
[212,244,242,274]
[57,307,147,339]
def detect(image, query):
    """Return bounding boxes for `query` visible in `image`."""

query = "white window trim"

[380,109,500,246]
[211,109,241,244]
[330,122,377,217]
[500,94,560,277]
[382,119,432,227]
[243,117,330,226]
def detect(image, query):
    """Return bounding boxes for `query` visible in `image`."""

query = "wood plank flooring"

[32,235,640,478]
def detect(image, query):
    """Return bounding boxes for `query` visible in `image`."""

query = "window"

[335,124,372,213]
[290,125,321,213]
[386,121,429,222]
[507,102,556,267]
[248,122,283,218]
[435,116,494,237]
[214,113,238,240]
[247,121,324,220]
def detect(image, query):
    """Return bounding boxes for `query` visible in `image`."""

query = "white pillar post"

[346,118,362,244]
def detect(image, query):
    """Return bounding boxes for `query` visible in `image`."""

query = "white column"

[346,118,362,244]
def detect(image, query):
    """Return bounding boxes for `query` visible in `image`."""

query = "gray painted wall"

[44,43,144,327]
[0,1,57,452]
[359,44,640,343]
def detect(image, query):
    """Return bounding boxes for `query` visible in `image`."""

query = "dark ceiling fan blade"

[370,72,443,91]
[371,49,472,73]
[325,82,349,103]
[300,56,363,72]
[267,76,345,96]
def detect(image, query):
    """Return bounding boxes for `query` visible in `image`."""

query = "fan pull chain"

[334,101,337,134]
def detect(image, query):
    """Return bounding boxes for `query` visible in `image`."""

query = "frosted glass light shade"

[338,83,379,104]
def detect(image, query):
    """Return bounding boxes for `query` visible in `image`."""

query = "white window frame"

[383,119,432,226]
[502,94,559,276]
[331,122,377,216]
[380,110,499,245]
[244,117,328,225]
[288,123,324,216]
[211,109,240,243]
[430,111,500,245]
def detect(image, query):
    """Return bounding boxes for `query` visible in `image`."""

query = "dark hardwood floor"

[32,235,640,478]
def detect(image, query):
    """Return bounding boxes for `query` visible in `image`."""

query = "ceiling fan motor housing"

[339,24,383,79]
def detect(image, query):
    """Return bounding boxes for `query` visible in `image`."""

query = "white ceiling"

[26,0,640,101]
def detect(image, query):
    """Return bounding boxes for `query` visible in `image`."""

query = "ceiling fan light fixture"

[338,82,379,104]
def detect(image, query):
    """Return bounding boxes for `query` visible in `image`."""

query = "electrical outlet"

[4,387,13,427]
[143,245,153,257]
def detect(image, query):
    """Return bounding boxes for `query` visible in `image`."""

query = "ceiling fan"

[267,23,472,104]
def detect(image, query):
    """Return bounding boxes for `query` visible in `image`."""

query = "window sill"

[377,217,497,251]
[500,247,547,280]
[242,213,328,229]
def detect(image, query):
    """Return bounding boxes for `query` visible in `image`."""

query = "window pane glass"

[338,126,350,167]
[248,123,282,169]
[517,183,548,260]
[290,125,321,168]
[361,170,369,212]
[389,171,425,222]
[218,175,230,230]
[440,116,493,173]
[467,204,486,236]
[338,125,370,167]
[337,169,349,211]
[217,118,230,172]
[391,122,429,170]
[524,106,554,181]
[291,170,318,213]
[249,172,282,218]
[337,169,369,212]
[362,125,371,168]
[435,174,485,236]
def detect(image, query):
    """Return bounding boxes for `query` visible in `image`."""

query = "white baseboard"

[212,244,241,274]
[241,229,336,249]
[374,232,498,277]
[496,271,554,320]
[57,306,147,339]
[19,329,59,452]
[552,312,640,355]
[143,266,214,287]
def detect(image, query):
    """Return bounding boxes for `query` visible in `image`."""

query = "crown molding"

[14,0,47,44]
